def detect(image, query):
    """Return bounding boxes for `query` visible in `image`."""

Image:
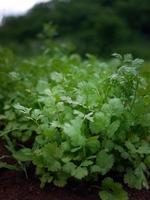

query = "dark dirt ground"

[0,139,150,200]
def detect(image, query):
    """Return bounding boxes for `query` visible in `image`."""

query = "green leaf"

[112,53,122,60]
[114,145,130,160]
[48,160,61,172]
[107,120,120,138]
[63,117,86,146]
[124,164,149,189]
[86,136,100,153]
[50,72,63,83]
[123,53,133,63]
[71,146,82,153]
[137,141,150,154]
[43,143,63,159]
[90,112,110,134]
[72,167,88,179]
[96,151,114,175]
[99,177,128,200]
[40,174,53,188]
[138,113,150,127]
[13,148,32,161]
[61,141,71,152]
[53,172,68,187]
[63,162,76,174]
[13,103,31,114]
[21,130,32,142]
[144,155,150,169]
[101,139,114,152]
[132,58,144,66]
[91,165,101,173]
[102,98,124,117]
[80,160,93,167]
[31,109,43,120]
[125,141,137,154]
[0,162,18,170]
[54,178,67,187]
[4,110,16,120]
[36,80,49,94]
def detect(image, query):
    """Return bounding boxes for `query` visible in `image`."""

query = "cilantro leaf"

[72,166,88,179]
[90,112,110,134]
[99,177,128,200]
[63,117,86,146]
[96,151,114,175]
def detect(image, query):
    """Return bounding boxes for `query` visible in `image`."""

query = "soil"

[0,139,150,200]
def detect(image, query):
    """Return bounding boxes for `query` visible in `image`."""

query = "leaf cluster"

[0,51,150,200]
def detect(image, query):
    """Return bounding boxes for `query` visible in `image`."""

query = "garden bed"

[0,139,150,200]
[0,52,150,200]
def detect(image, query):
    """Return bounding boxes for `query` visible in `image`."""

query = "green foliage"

[63,117,86,146]
[124,163,149,190]
[96,151,114,175]
[99,177,128,200]
[0,162,18,170]
[0,49,150,200]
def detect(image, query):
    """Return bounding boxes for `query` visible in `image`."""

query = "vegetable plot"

[0,51,150,200]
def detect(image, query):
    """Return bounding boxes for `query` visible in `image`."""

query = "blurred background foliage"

[0,0,149,58]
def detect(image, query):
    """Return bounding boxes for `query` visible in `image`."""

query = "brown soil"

[0,139,150,200]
